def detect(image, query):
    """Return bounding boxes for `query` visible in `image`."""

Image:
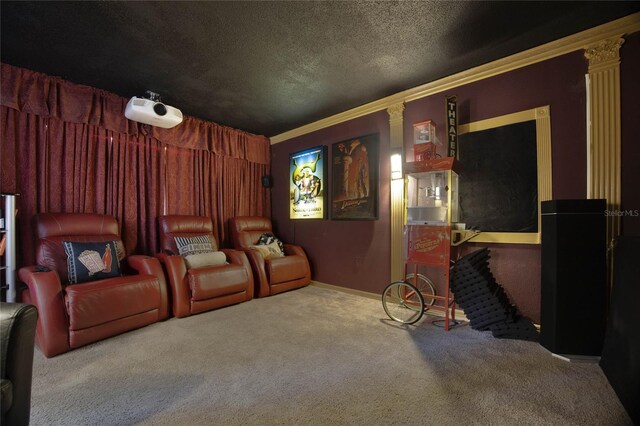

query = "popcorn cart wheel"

[381,274,436,325]
[381,229,480,326]
[382,281,425,325]
[405,273,437,306]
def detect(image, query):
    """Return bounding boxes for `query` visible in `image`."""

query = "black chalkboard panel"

[458,120,538,233]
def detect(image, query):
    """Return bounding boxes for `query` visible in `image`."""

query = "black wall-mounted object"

[458,120,538,233]
[261,175,272,188]
[599,237,640,424]
[540,199,607,356]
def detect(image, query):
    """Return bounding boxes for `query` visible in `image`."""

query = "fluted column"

[585,36,624,247]
[388,103,405,283]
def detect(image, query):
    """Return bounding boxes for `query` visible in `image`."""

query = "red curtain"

[1,63,271,268]
[0,63,271,156]
[164,145,271,247]
[1,107,48,267]
[109,134,165,256]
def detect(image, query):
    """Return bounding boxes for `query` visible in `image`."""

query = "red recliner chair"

[18,213,169,358]
[229,216,310,298]
[157,215,253,318]
[1,302,38,425]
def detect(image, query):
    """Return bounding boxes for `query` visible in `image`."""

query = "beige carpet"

[30,285,631,425]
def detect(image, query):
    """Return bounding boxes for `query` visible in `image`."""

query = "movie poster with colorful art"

[289,145,327,219]
[331,133,379,220]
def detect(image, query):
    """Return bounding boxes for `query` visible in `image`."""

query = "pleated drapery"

[0,63,271,267]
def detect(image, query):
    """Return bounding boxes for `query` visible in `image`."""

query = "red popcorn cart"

[382,157,479,330]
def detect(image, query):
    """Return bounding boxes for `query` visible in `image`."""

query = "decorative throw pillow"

[114,239,126,261]
[257,232,285,256]
[184,251,228,269]
[250,241,285,260]
[174,235,215,256]
[63,241,122,284]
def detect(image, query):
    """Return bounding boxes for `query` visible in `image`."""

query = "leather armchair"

[1,302,38,426]
[157,215,253,318]
[18,213,169,358]
[229,216,311,298]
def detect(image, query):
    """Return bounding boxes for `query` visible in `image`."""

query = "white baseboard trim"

[550,353,601,363]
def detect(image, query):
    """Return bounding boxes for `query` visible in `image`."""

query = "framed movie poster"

[289,145,327,219]
[331,133,379,220]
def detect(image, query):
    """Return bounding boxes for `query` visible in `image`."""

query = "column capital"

[585,37,624,70]
[387,103,405,122]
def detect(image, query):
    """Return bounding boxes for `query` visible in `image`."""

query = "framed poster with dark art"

[331,133,379,220]
[289,145,327,219]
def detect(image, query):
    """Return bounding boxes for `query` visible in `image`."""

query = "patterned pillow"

[257,233,284,256]
[114,239,126,261]
[250,242,285,260]
[174,235,215,256]
[63,241,122,284]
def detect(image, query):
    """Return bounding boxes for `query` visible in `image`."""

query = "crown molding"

[270,12,640,145]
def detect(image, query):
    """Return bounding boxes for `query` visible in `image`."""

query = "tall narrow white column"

[584,37,624,247]
[585,37,625,292]
[387,103,405,283]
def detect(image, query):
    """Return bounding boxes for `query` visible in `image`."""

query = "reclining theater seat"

[229,216,311,298]
[18,213,169,358]
[157,215,253,318]
[1,302,38,426]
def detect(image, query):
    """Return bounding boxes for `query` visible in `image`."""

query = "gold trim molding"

[270,12,640,144]
[390,180,404,281]
[388,102,405,282]
[458,106,552,244]
[387,103,405,123]
[585,36,623,245]
[585,37,625,70]
[387,102,405,149]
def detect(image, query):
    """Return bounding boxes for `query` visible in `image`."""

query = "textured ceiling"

[1,1,639,137]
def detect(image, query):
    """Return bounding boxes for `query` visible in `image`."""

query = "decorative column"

[584,37,624,247]
[388,103,405,283]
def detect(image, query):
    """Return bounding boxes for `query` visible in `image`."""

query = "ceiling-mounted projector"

[124,91,183,129]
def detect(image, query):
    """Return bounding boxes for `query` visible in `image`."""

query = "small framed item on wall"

[331,133,379,220]
[290,145,328,219]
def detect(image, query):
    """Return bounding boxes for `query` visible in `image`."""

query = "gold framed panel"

[458,106,552,244]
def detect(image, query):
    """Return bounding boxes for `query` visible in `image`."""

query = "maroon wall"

[621,32,640,236]
[271,38,639,323]
[404,50,588,198]
[271,110,391,294]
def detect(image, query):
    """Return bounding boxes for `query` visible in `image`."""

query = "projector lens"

[153,103,167,116]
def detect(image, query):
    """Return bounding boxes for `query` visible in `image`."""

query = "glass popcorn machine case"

[404,157,459,226]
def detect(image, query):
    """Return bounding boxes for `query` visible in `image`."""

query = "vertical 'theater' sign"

[446,96,458,158]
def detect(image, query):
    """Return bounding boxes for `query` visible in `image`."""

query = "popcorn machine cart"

[382,157,478,329]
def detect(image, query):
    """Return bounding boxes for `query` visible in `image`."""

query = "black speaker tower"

[540,199,607,357]
[600,237,640,424]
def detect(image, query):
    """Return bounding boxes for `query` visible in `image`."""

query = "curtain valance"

[0,63,270,164]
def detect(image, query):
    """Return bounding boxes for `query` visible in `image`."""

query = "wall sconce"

[390,152,403,180]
